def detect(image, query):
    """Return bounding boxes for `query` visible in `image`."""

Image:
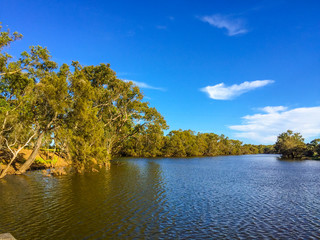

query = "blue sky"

[1,0,320,144]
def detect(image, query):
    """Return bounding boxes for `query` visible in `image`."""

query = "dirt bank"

[0,149,70,175]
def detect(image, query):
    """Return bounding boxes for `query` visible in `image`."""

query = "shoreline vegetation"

[1,24,319,178]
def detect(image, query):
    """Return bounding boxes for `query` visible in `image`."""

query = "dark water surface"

[1,154,320,239]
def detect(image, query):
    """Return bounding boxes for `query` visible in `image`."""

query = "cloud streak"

[229,106,320,144]
[123,79,164,91]
[200,14,248,36]
[201,80,274,100]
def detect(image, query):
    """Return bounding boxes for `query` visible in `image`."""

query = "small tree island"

[275,130,320,160]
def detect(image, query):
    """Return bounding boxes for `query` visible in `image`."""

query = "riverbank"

[2,150,318,178]
[0,149,70,176]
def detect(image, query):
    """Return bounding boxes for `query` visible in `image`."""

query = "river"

[1,154,320,239]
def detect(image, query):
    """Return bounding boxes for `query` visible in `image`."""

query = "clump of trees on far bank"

[275,130,320,160]
[0,24,273,178]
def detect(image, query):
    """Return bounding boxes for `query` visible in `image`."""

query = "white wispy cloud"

[200,14,248,36]
[259,106,288,113]
[123,79,164,91]
[201,80,274,100]
[229,106,320,144]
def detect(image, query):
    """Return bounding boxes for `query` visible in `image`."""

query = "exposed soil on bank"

[0,149,70,176]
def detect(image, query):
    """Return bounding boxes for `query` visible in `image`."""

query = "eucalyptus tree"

[17,60,70,174]
[119,123,167,157]
[59,62,168,168]
[163,130,201,157]
[310,139,320,156]
[0,23,70,176]
[138,123,167,157]
[275,130,306,159]
[305,138,320,157]
[200,133,219,156]
[0,23,23,150]
[81,64,167,158]
[56,61,105,168]
[0,86,37,178]
[0,24,38,178]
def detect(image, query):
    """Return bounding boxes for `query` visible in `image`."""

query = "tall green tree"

[56,61,105,168]
[0,24,38,178]
[17,59,69,174]
[305,138,320,157]
[58,62,168,169]
[0,23,70,176]
[275,130,306,159]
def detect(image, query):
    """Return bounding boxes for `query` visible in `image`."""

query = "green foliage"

[34,156,46,164]
[304,139,320,158]
[120,129,270,158]
[55,62,168,168]
[35,155,58,165]
[275,130,307,159]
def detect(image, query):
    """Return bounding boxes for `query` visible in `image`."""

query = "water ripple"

[1,155,320,239]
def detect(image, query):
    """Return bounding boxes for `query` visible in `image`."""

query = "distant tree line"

[0,24,273,178]
[119,129,274,158]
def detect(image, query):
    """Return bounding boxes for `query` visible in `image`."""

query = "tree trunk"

[17,131,44,174]
[0,154,17,179]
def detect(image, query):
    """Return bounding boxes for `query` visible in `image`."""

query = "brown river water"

[1,154,320,239]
